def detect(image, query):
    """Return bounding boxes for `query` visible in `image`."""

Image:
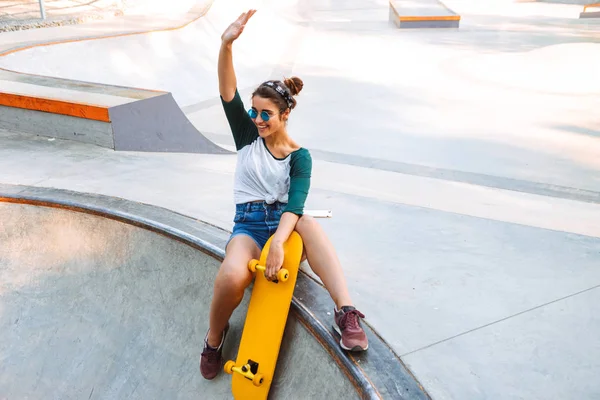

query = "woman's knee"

[215,234,259,294]
[215,258,252,295]
[296,214,318,233]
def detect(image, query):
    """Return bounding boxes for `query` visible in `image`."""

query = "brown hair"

[252,76,304,112]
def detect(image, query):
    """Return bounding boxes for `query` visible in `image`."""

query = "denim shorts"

[227,201,285,250]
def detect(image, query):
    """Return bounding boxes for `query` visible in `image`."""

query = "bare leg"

[295,215,353,309]
[207,235,260,347]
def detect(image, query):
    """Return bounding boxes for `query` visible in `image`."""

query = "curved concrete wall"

[0,201,358,399]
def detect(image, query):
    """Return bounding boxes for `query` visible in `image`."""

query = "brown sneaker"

[200,323,230,380]
[333,306,369,351]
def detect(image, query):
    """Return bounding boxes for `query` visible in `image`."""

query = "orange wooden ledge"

[583,3,600,12]
[0,92,110,122]
[399,15,460,21]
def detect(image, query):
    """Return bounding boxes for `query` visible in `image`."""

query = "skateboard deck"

[224,231,304,400]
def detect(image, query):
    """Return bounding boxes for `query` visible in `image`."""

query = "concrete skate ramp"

[0,80,232,154]
[0,185,429,400]
[0,200,350,398]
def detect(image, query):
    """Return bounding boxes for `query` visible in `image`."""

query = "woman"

[200,9,368,380]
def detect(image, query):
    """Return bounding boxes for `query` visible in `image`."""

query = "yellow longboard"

[224,231,304,400]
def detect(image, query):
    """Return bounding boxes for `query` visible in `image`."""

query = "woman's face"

[250,96,289,138]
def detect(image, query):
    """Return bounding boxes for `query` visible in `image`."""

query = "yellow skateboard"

[224,231,304,400]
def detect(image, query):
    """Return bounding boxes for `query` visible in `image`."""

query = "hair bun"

[284,76,303,96]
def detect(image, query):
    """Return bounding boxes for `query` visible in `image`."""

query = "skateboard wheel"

[248,259,259,272]
[252,373,264,387]
[277,269,289,282]
[224,360,235,374]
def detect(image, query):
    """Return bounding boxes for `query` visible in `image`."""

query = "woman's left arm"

[264,212,299,281]
[264,150,312,281]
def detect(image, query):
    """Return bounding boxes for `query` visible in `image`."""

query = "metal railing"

[38,0,46,19]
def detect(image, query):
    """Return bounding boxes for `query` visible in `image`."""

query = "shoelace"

[201,346,220,363]
[341,309,365,330]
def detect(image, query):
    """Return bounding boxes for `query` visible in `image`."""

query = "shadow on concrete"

[285,67,600,194]
[551,123,600,138]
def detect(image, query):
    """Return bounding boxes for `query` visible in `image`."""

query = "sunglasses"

[248,108,273,122]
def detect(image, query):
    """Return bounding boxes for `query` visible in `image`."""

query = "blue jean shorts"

[227,201,285,250]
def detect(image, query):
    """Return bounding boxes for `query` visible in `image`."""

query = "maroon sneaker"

[333,306,369,351]
[200,323,229,380]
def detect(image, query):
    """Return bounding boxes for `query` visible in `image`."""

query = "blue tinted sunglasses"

[248,108,272,122]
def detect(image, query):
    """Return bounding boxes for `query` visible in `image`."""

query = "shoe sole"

[332,323,369,352]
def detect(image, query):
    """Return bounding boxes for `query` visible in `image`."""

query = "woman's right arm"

[218,42,236,102]
[218,10,259,150]
[218,10,256,102]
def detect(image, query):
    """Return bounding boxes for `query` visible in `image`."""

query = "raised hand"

[221,9,257,45]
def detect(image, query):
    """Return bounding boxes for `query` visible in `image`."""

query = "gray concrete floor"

[1,0,600,398]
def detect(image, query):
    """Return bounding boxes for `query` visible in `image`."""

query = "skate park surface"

[1,185,407,399]
[1,0,600,398]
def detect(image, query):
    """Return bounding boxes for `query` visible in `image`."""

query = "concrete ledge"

[389,0,460,29]
[0,85,232,154]
[0,104,114,148]
[0,91,111,122]
[0,70,166,101]
[580,2,600,18]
